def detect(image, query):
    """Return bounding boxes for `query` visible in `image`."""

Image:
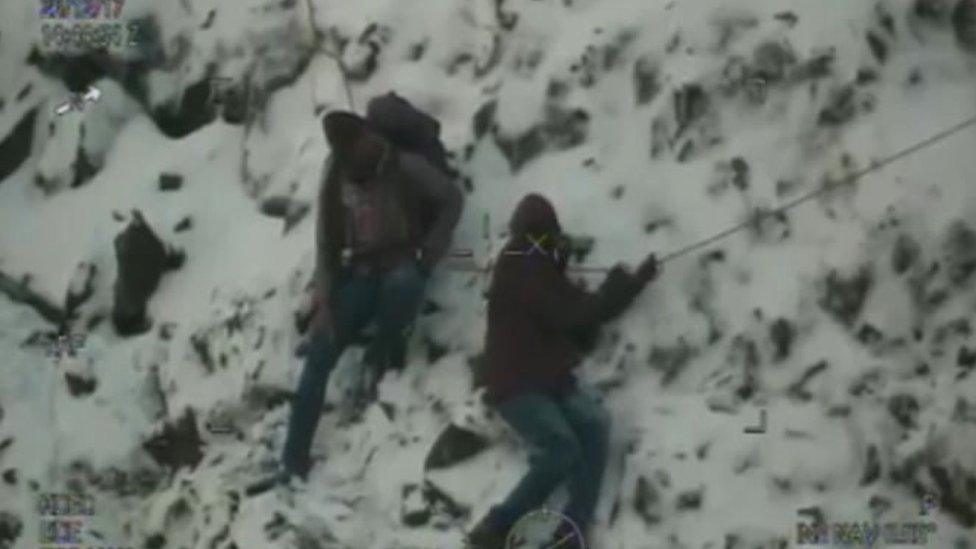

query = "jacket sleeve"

[314,156,335,300]
[528,264,644,334]
[400,153,464,267]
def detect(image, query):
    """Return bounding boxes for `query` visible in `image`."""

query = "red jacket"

[482,194,647,404]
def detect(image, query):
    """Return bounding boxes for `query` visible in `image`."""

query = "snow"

[1,0,976,547]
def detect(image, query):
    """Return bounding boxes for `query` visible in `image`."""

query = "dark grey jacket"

[314,151,463,301]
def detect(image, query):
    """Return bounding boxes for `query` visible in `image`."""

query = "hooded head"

[508,193,563,250]
[323,111,389,183]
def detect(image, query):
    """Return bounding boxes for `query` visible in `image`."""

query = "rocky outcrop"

[112,211,180,336]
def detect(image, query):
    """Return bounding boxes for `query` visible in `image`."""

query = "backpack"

[366,92,455,238]
[366,92,452,175]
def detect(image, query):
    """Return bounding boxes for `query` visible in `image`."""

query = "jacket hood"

[367,93,440,143]
[509,194,562,239]
[323,111,368,155]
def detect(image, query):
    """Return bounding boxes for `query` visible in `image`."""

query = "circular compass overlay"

[505,508,586,549]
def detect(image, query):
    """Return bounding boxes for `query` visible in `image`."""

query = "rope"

[657,114,976,265]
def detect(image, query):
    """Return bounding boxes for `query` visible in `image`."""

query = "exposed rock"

[174,216,193,232]
[408,41,428,61]
[929,465,976,527]
[151,77,220,139]
[710,8,759,52]
[675,487,704,511]
[634,475,661,525]
[888,393,919,429]
[819,266,873,326]
[65,262,97,320]
[673,84,709,137]
[71,135,99,189]
[424,424,490,471]
[0,269,65,325]
[858,323,884,346]
[494,105,589,172]
[633,55,661,105]
[860,444,881,485]
[259,196,310,234]
[343,24,387,82]
[401,484,431,527]
[0,511,23,548]
[0,108,37,183]
[65,371,97,397]
[112,211,169,336]
[142,408,205,471]
[944,221,976,286]
[422,480,470,521]
[730,157,750,190]
[218,81,254,125]
[892,233,921,274]
[159,173,183,191]
[260,195,293,218]
[769,318,795,362]
[790,48,835,81]
[144,533,166,549]
[242,383,294,411]
[494,126,545,173]
[907,68,924,86]
[957,346,976,369]
[953,0,976,50]
[850,368,885,397]
[424,336,449,364]
[749,207,791,243]
[472,100,498,140]
[774,11,799,27]
[648,337,696,385]
[915,0,955,20]
[752,40,796,82]
[866,31,889,64]
[141,365,167,421]
[857,67,879,85]
[818,85,858,126]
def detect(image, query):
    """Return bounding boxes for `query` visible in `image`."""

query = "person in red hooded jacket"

[468,194,659,549]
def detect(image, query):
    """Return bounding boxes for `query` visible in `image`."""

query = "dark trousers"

[282,262,427,478]
[487,387,611,533]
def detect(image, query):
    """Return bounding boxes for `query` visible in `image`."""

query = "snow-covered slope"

[1,0,975,547]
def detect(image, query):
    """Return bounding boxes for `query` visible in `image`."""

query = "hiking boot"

[245,461,308,498]
[466,515,507,549]
[274,473,309,507]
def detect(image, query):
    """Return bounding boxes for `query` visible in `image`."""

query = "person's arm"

[400,153,464,271]
[527,263,645,334]
[312,157,336,334]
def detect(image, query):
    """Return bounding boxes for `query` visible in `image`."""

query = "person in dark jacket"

[280,110,463,482]
[468,194,659,548]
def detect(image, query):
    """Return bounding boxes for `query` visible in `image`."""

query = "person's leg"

[557,386,612,531]
[281,274,378,479]
[360,261,427,397]
[483,393,583,534]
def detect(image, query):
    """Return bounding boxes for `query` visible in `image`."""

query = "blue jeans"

[282,262,427,478]
[488,387,611,533]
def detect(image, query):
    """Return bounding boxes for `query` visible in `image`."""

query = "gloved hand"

[636,252,660,284]
[309,290,336,341]
[602,264,642,304]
